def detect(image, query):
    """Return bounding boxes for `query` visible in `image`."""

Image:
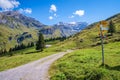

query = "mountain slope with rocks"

[0,11,87,50]
[40,22,88,39]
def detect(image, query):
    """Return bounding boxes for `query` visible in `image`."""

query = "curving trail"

[0,50,72,80]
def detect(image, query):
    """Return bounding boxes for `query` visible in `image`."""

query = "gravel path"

[0,50,72,80]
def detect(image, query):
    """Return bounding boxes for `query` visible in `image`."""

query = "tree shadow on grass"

[100,64,120,71]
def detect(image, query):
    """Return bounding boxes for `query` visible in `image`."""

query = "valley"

[0,7,120,80]
[0,50,73,80]
[0,11,87,50]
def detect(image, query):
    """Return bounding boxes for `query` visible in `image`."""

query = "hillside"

[49,13,120,80]
[0,11,87,50]
[0,12,120,80]
[56,13,120,49]
[50,42,120,80]
[40,22,88,39]
[0,11,42,50]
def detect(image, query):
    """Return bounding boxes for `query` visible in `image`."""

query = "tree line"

[0,42,34,56]
[0,33,46,57]
[45,36,67,42]
[0,20,116,57]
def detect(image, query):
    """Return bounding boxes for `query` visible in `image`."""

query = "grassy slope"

[0,25,70,72]
[0,42,67,71]
[49,42,120,80]
[42,28,62,39]
[0,24,38,50]
[55,13,120,50]
[49,14,120,80]
[0,13,120,79]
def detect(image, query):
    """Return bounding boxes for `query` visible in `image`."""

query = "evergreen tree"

[0,49,3,56]
[16,45,20,50]
[3,49,7,55]
[36,33,45,51]
[9,48,13,52]
[27,43,31,47]
[30,42,34,47]
[9,48,13,56]
[108,21,116,36]
[1,49,4,56]
[14,45,18,51]
[20,43,26,49]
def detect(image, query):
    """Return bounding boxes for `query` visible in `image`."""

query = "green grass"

[48,15,120,80]
[0,13,120,80]
[0,24,38,50]
[0,36,73,72]
[0,43,67,71]
[55,14,120,50]
[46,40,61,45]
[49,42,120,80]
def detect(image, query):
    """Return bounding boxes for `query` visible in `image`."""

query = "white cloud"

[0,0,20,11]
[69,15,74,18]
[49,4,58,19]
[74,10,84,16]
[19,8,32,14]
[24,8,32,14]
[49,16,53,20]
[50,4,57,12]
[54,13,57,17]
[69,22,76,25]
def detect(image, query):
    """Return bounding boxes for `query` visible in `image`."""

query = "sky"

[0,0,120,25]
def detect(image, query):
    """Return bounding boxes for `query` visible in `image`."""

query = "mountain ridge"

[40,22,88,38]
[0,11,87,50]
[57,13,120,49]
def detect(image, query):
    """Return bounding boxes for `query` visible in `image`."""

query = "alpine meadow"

[0,0,120,80]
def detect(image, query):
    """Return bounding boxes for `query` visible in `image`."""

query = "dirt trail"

[0,50,72,80]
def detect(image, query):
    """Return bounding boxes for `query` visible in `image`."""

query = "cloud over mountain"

[0,0,32,14]
[19,8,32,14]
[0,0,20,11]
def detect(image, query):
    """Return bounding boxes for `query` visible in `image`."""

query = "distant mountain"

[0,11,45,50]
[1,11,120,50]
[40,22,88,38]
[0,11,45,29]
[59,13,120,49]
[0,11,87,50]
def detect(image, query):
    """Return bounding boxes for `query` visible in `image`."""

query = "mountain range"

[0,11,88,50]
[60,13,120,49]
[40,22,88,38]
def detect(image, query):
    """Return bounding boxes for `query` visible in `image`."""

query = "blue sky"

[0,0,120,25]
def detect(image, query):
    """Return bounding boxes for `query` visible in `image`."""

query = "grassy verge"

[49,42,120,80]
[0,43,68,71]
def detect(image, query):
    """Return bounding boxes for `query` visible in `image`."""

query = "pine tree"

[30,42,34,47]
[15,45,18,50]
[3,49,7,55]
[36,33,45,51]
[9,48,12,52]
[27,43,31,47]
[9,48,13,56]
[0,49,3,56]
[108,21,116,36]
[20,43,26,49]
